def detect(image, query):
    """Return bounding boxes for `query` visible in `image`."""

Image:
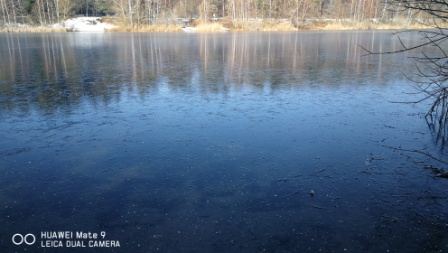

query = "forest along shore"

[0,0,441,32]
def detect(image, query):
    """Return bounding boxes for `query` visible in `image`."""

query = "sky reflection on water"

[0,31,447,252]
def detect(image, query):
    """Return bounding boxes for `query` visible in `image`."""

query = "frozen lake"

[0,31,447,252]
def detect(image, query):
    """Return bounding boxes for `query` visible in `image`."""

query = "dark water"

[0,31,447,252]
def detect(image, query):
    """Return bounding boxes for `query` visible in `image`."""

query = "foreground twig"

[384,145,448,165]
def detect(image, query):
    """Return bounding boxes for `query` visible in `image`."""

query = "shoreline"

[0,18,434,33]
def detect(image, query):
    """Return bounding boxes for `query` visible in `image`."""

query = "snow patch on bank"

[63,17,115,32]
[182,27,197,32]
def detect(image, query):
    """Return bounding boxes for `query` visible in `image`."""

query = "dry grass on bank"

[375,21,434,30]
[236,21,297,31]
[194,22,227,32]
[0,17,441,33]
[217,18,297,31]
[320,19,436,31]
[101,17,182,32]
[107,24,182,32]
[256,22,297,31]
[0,26,66,33]
[214,17,437,31]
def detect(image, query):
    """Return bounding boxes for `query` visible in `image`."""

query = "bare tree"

[59,0,71,20]
[0,0,11,25]
[363,0,448,146]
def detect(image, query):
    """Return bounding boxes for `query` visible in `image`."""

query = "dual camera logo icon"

[12,233,36,245]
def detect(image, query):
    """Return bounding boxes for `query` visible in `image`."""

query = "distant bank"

[0,16,433,33]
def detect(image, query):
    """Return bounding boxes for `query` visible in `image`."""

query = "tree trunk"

[128,0,133,26]
[0,0,5,24]
[231,0,235,26]
[1,0,10,25]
